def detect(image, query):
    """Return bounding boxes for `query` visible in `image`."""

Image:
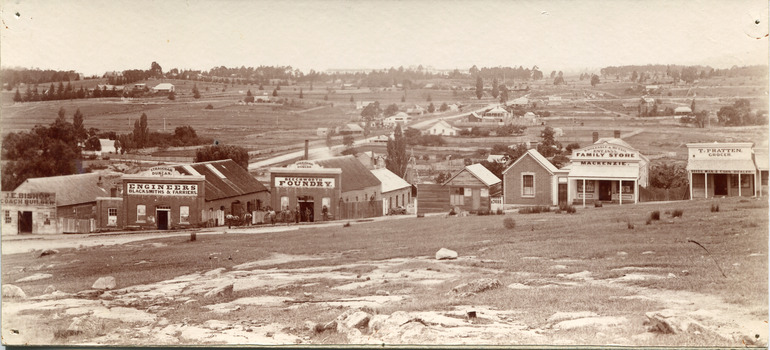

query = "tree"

[167,91,176,100]
[475,76,484,100]
[360,101,381,121]
[2,114,81,190]
[650,162,687,200]
[536,126,561,157]
[386,124,408,177]
[299,88,304,99]
[150,61,163,77]
[439,102,449,112]
[195,144,250,170]
[401,95,406,103]
[325,129,335,149]
[72,108,87,143]
[13,88,21,102]
[590,74,600,87]
[427,102,435,113]
[133,113,149,148]
[565,142,581,154]
[491,78,499,98]
[192,84,201,99]
[272,88,278,97]
[384,103,399,116]
[499,85,508,103]
[342,134,355,148]
[349,95,354,103]
[426,93,432,102]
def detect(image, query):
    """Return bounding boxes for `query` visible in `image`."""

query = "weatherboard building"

[685,142,761,199]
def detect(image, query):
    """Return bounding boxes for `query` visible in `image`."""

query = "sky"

[0,0,768,76]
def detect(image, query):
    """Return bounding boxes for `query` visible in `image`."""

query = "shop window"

[180,206,190,224]
[464,188,472,196]
[450,187,465,205]
[732,174,752,188]
[522,173,535,197]
[136,205,146,222]
[480,188,489,198]
[621,183,634,194]
[4,210,11,224]
[576,180,595,193]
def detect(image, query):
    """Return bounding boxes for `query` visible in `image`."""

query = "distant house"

[482,106,511,123]
[317,128,329,137]
[356,101,375,110]
[674,106,692,115]
[422,120,460,136]
[152,83,175,93]
[487,154,508,164]
[338,123,364,135]
[255,93,271,103]
[509,96,529,107]
[447,103,460,112]
[468,112,482,122]
[383,112,412,127]
[406,105,426,116]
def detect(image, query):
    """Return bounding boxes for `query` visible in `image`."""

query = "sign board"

[572,144,639,162]
[689,146,752,160]
[127,183,199,196]
[1,192,56,206]
[149,166,176,176]
[275,177,335,188]
[287,160,322,170]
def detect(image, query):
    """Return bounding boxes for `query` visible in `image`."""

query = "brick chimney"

[614,130,621,139]
[592,132,599,143]
[304,140,309,160]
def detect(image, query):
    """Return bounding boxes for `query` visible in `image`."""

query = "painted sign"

[149,166,176,176]
[1,192,56,206]
[690,147,751,160]
[127,183,199,196]
[274,177,335,188]
[572,144,639,161]
[287,160,322,169]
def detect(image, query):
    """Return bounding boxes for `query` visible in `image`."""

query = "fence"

[639,186,689,202]
[337,200,383,221]
[59,218,96,234]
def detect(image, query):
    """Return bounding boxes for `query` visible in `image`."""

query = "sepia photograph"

[0,0,768,347]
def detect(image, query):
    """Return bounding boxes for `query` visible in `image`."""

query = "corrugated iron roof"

[316,155,381,192]
[175,160,268,201]
[370,168,411,193]
[755,149,769,170]
[14,172,118,207]
[464,163,502,186]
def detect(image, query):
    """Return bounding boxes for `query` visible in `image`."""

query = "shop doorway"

[156,209,170,230]
[599,181,612,201]
[18,211,32,234]
[713,174,728,196]
[558,184,568,206]
[298,196,314,222]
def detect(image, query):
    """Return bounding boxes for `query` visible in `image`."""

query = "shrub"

[559,204,576,214]
[646,218,652,225]
[519,206,551,214]
[649,211,660,221]
[205,104,214,109]
[477,209,490,216]
[495,208,503,215]
[594,201,603,208]
[671,209,684,218]
[343,222,351,227]
[710,203,720,212]
[503,217,516,230]
[627,220,635,229]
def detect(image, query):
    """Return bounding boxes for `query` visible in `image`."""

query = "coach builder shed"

[502,149,569,206]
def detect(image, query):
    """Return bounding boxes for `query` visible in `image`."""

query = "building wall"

[122,178,206,230]
[570,179,600,204]
[96,198,124,229]
[691,173,755,199]
[383,187,412,213]
[204,191,270,226]
[417,184,451,215]
[2,205,58,235]
[503,155,554,206]
[270,171,342,222]
[444,171,494,212]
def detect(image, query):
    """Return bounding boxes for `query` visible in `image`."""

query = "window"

[4,210,11,224]
[180,206,190,224]
[522,173,535,197]
[107,208,118,226]
[732,174,752,188]
[576,180,595,193]
[480,188,489,198]
[450,187,465,205]
[136,205,146,222]
[280,196,289,210]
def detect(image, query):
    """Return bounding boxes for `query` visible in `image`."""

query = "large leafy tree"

[386,124,408,177]
[2,113,81,190]
[650,162,688,200]
[195,144,250,170]
[72,108,87,142]
[475,76,484,100]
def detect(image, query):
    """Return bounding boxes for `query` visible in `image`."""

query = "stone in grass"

[39,249,59,257]
[15,273,53,283]
[44,285,57,294]
[67,316,100,333]
[204,284,234,298]
[92,276,116,290]
[452,278,502,294]
[2,284,27,299]
[644,310,706,334]
[435,248,458,260]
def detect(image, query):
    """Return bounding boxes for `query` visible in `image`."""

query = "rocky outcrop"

[92,276,116,290]
[435,248,458,260]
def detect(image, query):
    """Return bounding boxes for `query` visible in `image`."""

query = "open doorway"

[156,208,170,230]
[599,181,612,201]
[298,196,314,222]
[18,211,32,234]
[713,174,728,196]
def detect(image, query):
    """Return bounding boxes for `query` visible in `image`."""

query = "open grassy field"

[2,197,766,346]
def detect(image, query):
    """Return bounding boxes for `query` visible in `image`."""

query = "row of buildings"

[3,136,767,235]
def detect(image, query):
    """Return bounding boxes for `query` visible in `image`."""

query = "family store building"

[567,138,649,206]
[686,142,759,198]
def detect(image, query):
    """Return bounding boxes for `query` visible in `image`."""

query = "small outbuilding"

[417,164,502,214]
[502,149,569,206]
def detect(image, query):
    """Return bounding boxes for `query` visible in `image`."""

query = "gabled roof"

[446,164,501,187]
[316,155,381,192]
[343,123,364,132]
[175,159,268,201]
[674,106,692,113]
[486,106,508,114]
[502,149,561,175]
[595,138,633,149]
[371,168,411,193]
[14,172,120,207]
[153,83,174,90]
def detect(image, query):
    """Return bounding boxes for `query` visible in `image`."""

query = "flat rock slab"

[554,316,628,330]
[92,276,117,290]
[16,273,53,283]
[547,311,600,323]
